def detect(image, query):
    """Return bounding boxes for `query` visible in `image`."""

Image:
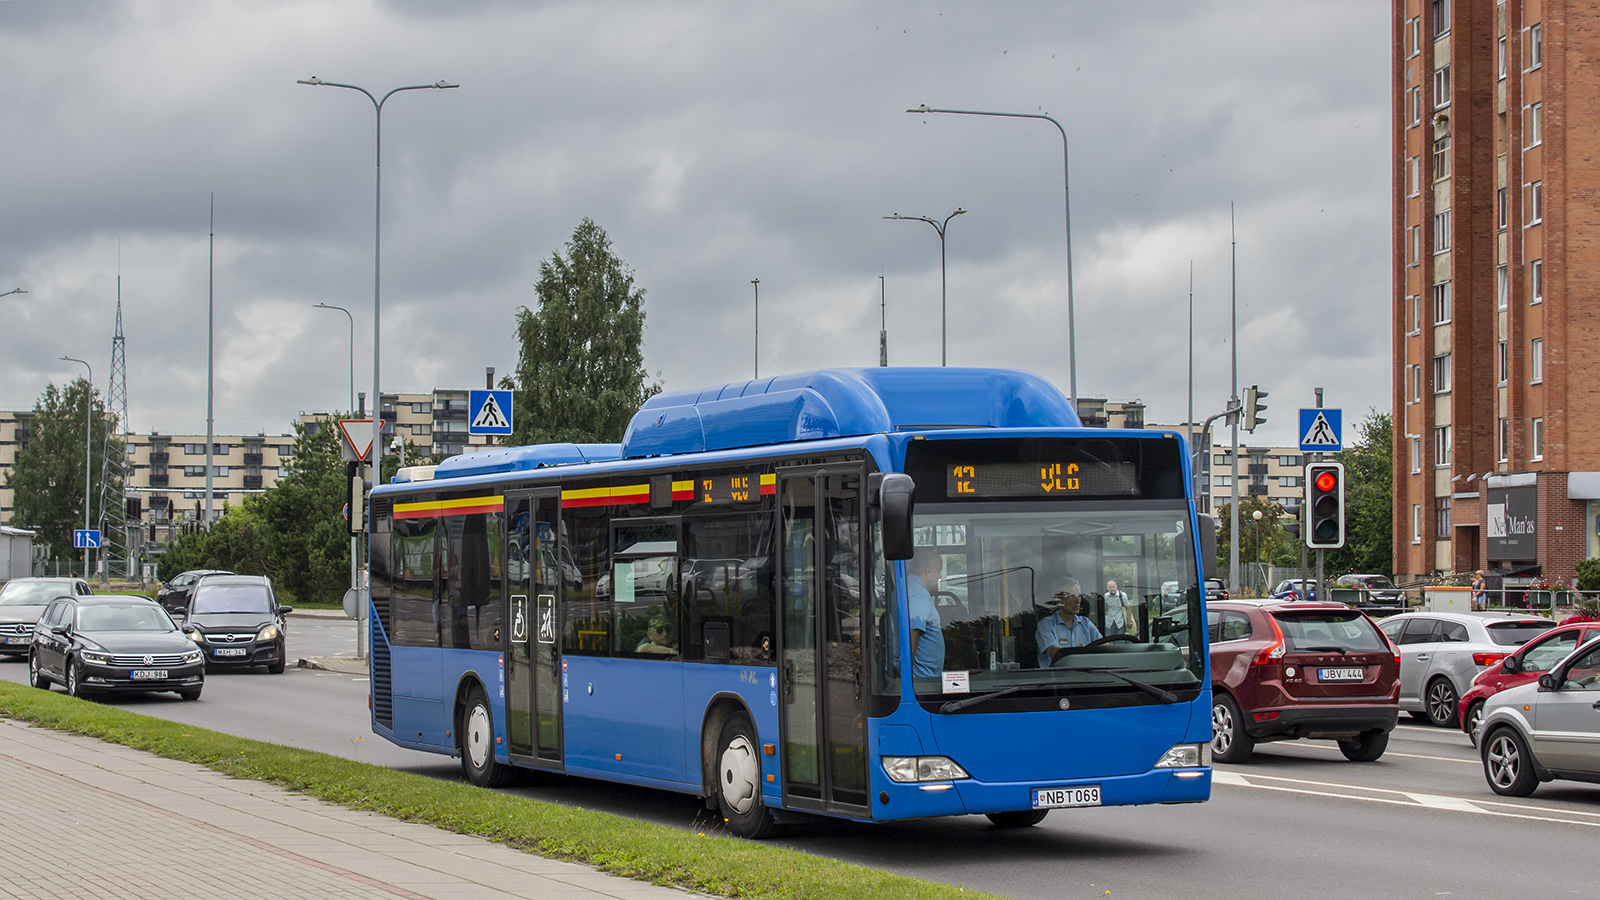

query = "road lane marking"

[1214,770,1600,828]
[1274,743,1476,764]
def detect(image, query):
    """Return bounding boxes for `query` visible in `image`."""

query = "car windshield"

[1274,611,1388,652]
[77,603,176,632]
[191,585,272,615]
[1360,576,1396,589]
[896,504,1205,704]
[0,582,73,606]
[1486,620,1555,646]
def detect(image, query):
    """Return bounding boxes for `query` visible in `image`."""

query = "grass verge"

[0,682,1000,900]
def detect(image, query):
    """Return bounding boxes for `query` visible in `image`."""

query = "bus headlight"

[881,756,970,783]
[1153,743,1211,768]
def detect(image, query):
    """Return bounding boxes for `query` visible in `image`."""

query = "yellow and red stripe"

[561,483,651,508]
[760,473,776,496]
[393,495,504,520]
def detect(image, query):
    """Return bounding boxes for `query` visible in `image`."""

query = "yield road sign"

[338,419,375,461]
[1298,408,1343,452]
[73,529,101,549]
[469,390,513,435]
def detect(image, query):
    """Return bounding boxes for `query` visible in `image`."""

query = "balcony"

[435,407,468,421]
[243,452,263,465]
[243,475,263,489]
[1247,464,1269,476]
[149,452,169,465]
[1248,484,1268,496]
[149,474,169,487]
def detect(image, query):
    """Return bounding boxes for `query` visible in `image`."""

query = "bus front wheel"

[715,714,779,839]
[460,686,516,788]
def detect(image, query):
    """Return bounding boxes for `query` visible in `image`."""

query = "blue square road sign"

[468,390,514,436]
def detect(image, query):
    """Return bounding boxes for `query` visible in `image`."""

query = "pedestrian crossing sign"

[1298,408,1343,452]
[469,389,514,435]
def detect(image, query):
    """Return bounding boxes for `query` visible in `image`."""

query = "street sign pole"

[337,419,374,661]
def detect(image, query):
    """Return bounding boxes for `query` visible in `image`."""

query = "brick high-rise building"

[1393,0,1600,589]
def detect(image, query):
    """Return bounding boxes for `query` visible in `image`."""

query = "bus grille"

[370,599,393,728]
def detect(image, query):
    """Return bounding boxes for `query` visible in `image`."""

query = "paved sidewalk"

[0,719,700,900]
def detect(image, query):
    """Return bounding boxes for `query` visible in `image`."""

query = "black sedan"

[156,569,232,614]
[177,575,291,673]
[29,595,204,700]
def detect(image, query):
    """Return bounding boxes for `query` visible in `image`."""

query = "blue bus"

[367,367,1214,837]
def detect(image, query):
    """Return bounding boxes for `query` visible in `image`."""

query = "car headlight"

[257,624,279,642]
[183,629,203,643]
[80,651,112,665]
[1153,742,1211,768]
[182,650,203,664]
[881,756,971,783]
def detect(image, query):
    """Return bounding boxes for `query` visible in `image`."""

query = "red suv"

[1208,599,1400,763]
[1458,620,1600,741]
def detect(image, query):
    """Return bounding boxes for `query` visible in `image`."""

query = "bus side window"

[562,506,612,655]
[683,512,775,666]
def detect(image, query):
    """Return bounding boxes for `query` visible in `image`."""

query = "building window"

[1433,133,1450,179]
[1531,338,1543,383]
[1499,417,1509,462]
[185,443,204,455]
[1408,294,1420,332]
[1432,65,1450,109]
[1409,226,1420,266]
[1528,181,1543,224]
[1411,364,1422,402]
[410,423,431,436]
[1277,454,1301,467]
[1411,436,1422,474]
[1432,0,1449,37]
[183,466,205,477]
[1499,340,1508,384]
[1435,425,1451,466]
[1531,417,1544,461]
[410,402,432,415]
[1408,17,1421,57]
[1497,264,1509,309]
[1432,281,1451,324]
[1527,103,1542,146]
[1497,187,1507,231]
[1408,87,1422,126]
[1432,354,1451,393]
[1215,476,1232,488]
[1278,476,1302,489]
[1413,504,1423,543]
[1528,23,1542,69]
[1531,259,1543,303]
[1499,36,1508,79]
[1433,210,1450,251]
[1436,496,1452,532]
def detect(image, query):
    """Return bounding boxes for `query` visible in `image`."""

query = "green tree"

[1213,496,1296,593]
[5,379,122,562]
[1326,410,1393,576]
[507,218,661,445]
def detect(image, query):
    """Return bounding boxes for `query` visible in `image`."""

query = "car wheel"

[28,652,50,690]
[1462,700,1485,742]
[1483,727,1539,797]
[267,657,286,675]
[986,809,1049,828]
[65,658,86,698]
[714,713,779,839]
[459,686,516,788]
[1425,677,1459,727]
[1211,694,1255,764]
[1338,729,1389,762]
[178,688,202,701]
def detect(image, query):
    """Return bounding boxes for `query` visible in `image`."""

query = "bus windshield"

[901,503,1204,706]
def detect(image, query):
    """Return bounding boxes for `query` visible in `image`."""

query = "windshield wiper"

[1301,646,1348,654]
[1052,667,1180,703]
[940,687,1022,714]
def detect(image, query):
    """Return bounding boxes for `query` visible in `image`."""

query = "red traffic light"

[1314,470,1338,493]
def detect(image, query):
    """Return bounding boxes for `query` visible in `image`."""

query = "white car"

[1378,610,1554,727]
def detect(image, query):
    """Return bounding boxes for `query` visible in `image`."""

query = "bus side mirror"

[880,474,916,561]
[1197,514,1219,581]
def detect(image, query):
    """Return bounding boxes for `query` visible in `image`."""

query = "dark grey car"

[30,594,204,699]
[177,575,291,673]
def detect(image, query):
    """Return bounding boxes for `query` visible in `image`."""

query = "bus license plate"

[131,669,168,680]
[1319,667,1365,682]
[1033,786,1101,809]
[215,648,247,657]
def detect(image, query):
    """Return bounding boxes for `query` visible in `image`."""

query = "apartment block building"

[1394,0,1600,585]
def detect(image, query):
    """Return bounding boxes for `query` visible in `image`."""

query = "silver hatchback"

[1377,611,1554,727]
[1478,637,1600,796]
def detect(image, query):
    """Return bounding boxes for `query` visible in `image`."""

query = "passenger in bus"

[634,612,677,656]
[906,547,945,678]
[1036,578,1103,667]
[1102,579,1134,636]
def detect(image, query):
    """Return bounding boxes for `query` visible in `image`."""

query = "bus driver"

[906,547,945,678]
[1036,577,1103,667]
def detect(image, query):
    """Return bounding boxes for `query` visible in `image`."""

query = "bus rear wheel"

[715,714,779,839]
[459,686,516,788]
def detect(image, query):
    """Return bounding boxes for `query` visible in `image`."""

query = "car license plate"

[1032,786,1102,809]
[214,647,247,657]
[1319,667,1365,682]
[130,669,168,680]
[5,637,28,645]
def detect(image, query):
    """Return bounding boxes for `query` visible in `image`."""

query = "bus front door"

[777,468,869,817]
[505,489,564,769]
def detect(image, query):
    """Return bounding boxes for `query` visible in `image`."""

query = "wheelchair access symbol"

[511,595,528,642]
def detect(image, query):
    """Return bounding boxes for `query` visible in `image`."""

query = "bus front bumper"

[871,767,1212,821]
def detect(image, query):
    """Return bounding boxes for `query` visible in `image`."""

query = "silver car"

[1478,637,1600,796]
[0,577,93,656]
[1377,611,1554,727]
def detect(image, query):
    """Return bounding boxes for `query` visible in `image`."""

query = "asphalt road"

[5,616,1598,900]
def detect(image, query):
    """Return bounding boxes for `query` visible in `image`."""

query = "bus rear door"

[505,489,564,769]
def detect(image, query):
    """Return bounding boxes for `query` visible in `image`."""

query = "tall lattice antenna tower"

[100,282,130,578]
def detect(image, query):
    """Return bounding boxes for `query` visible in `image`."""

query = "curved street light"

[0,288,26,299]
[313,302,355,412]
[906,105,1076,403]
[884,209,965,366]
[60,356,93,575]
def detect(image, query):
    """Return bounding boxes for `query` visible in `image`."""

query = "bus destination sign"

[699,474,763,504]
[947,461,1139,498]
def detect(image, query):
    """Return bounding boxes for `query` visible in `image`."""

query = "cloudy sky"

[0,1,1390,449]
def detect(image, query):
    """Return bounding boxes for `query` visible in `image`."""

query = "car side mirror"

[50,624,69,637]
[1539,673,1559,690]
[1501,656,1520,673]
[278,606,294,615]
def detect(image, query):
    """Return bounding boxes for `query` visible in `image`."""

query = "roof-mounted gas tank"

[619,367,1078,458]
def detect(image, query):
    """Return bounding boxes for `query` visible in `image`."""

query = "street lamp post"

[60,356,92,577]
[300,76,456,661]
[906,105,1076,402]
[884,209,965,366]
[0,288,25,299]
[751,278,759,379]
[1251,508,1264,594]
[313,303,355,412]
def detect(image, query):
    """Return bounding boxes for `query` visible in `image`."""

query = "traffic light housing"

[1304,462,1346,549]
[1243,385,1268,433]
[1280,499,1301,540]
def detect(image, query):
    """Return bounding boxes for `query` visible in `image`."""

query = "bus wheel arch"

[455,675,515,788]
[700,694,779,839]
